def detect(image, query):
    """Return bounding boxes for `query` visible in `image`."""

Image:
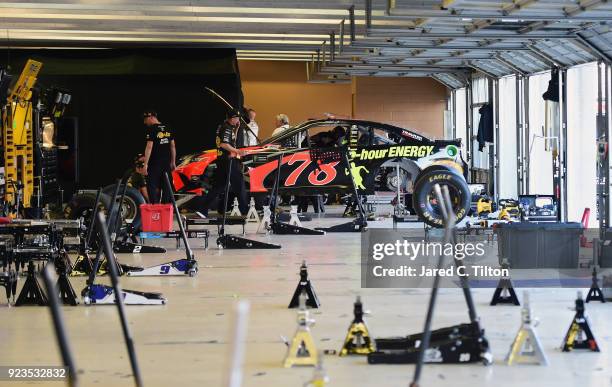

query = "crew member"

[272,114,290,136]
[142,110,176,203]
[124,153,149,202]
[245,108,259,146]
[198,110,248,216]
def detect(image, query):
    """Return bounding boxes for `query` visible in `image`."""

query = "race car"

[172,119,470,227]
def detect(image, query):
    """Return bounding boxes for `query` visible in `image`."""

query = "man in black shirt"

[142,110,176,203]
[198,109,248,216]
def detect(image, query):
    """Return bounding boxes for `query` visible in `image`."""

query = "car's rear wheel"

[412,168,470,227]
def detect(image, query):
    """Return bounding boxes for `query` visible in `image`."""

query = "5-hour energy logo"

[351,145,435,160]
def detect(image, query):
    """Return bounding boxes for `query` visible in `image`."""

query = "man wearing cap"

[142,110,176,203]
[198,110,248,216]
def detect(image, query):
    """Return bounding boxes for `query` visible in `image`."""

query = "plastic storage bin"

[496,222,582,269]
[140,204,174,232]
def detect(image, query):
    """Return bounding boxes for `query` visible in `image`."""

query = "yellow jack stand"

[284,291,318,367]
[562,291,600,352]
[340,296,375,356]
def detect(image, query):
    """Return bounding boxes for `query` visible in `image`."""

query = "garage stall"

[0,1,611,387]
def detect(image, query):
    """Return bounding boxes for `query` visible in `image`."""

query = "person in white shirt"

[245,108,259,146]
[272,114,290,137]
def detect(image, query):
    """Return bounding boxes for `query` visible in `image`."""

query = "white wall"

[498,75,518,199]
[527,71,553,194]
[455,88,467,157]
[567,62,598,226]
[471,77,490,169]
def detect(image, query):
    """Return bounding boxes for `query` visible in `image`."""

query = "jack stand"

[69,252,94,276]
[230,197,242,217]
[257,206,271,234]
[246,197,260,223]
[289,261,320,308]
[490,259,520,306]
[505,292,548,365]
[339,296,375,356]
[586,266,605,303]
[15,261,48,306]
[284,291,318,368]
[304,352,329,387]
[562,291,600,352]
[55,254,78,306]
[289,206,301,227]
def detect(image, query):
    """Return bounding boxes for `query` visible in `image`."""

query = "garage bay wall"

[239,60,352,138]
[239,60,448,140]
[353,76,448,139]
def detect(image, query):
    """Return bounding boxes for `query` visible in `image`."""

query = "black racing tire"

[102,185,146,232]
[412,168,470,228]
[64,192,112,226]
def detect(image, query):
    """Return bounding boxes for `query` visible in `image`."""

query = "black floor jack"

[311,142,367,233]
[216,155,280,249]
[269,152,324,236]
[123,173,198,276]
[368,185,492,379]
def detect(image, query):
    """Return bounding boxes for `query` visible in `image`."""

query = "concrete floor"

[1,207,611,387]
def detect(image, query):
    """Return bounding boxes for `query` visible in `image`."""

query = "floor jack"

[70,186,141,277]
[284,291,318,368]
[490,259,520,306]
[0,269,17,304]
[561,291,600,352]
[368,185,492,373]
[124,173,198,277]
[269,153,324,236]
[217,156,280,249]
[41,264,79,387]
[339,296,375,356]
[82,210,166,305]
[312,148,367,233]
[505,292,548,365]
[288,261,320,308]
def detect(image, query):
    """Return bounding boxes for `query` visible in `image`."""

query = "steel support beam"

[385,9,612,23]
[516,75,525,195]
[575,34,612,63]
[560,68,568,222]
[366,30,577,40]
[495,54,527,76]
[524,76,531,194]
[597,61,610,239]
[493,78,500,201]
